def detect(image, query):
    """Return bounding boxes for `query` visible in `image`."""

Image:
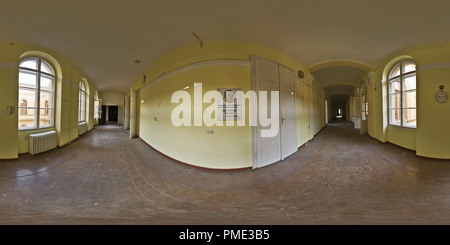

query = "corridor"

[1,121,450,225]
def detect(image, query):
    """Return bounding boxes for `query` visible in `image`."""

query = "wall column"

[124,95,130,130]
[129,88,137,138]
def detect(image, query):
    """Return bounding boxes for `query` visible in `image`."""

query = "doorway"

[108,106,118,124]
[251,56,298,169]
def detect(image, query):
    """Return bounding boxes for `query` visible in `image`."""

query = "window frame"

[78,80,87,122]
[387,60,417,128]
[18,57,56,130]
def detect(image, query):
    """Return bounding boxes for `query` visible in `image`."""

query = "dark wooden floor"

[1,120,450,224]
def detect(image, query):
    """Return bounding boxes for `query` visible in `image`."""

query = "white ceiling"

[1,0,450,97]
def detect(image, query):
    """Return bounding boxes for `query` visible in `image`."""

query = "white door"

[252,56,297,168]
[253,57,281,168]
[279,65,298,160]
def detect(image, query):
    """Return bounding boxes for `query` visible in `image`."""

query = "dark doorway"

[108,106,118,123]
[99,105,107,125]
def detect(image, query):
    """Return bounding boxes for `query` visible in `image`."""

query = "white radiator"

[78,122,88,136]
[29,131,57,155]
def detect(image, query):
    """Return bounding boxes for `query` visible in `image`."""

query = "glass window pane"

[390,109,401,125]
[389,65,401,78]
[404,109,416,128]
[40,109,53,127]
[79,109,86,122]
[19,89,37,108]
[403,91,416,108]
[20,59,38,70]
[19,109,37,129]
[19,71,38,89]
[40,61,54,75]
[403,62,416,73]
[389,94,401,109]
[79,81,85,91]
[403,75,416,91]
[40,75,54,92]
[40,91,54,109]
[389,79,400,93]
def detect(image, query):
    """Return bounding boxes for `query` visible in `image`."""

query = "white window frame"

[388,60,416,128]
[18,57,55,130]
[78,81,87,122]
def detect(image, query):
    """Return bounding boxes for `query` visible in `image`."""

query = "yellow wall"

[0,42,98,158]
[132,41,326,169]
[366,42,450,158]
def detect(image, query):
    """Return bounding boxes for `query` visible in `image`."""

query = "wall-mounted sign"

[217,88,242,121]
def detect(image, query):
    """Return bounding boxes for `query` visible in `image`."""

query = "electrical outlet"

[206,130,214,134]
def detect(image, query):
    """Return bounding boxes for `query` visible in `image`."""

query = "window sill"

[388,124,416,130]
[19,126,55,132]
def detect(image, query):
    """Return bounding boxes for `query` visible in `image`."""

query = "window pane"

[40,75,54,92]
[404,109,416,128]
[79,109,86,122]
[390,109,401,125]
[18,109,37,129]
[94,99,99,119]
[389,79,400,93]
[403,75,416,91]
[79,81,85,91]
[19,71,38,89]
[19,89,37,108]
[389,65,401,78]
[40,109,53,127]
[20,59,38,70]
[40,91,54,109]
[40,61,54,75]
[389,94,401,109]
[403,91,416,108]
[403,62,416,73]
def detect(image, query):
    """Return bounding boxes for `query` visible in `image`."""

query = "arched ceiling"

[1,0,450,93]
[310,60,371,102]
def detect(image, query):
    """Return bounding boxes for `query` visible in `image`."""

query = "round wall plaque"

[436,91,448,103]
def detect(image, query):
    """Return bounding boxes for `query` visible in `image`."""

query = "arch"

[19,99,28,115]
[20,51,62,80]
[308,59,372,73]
[381,55,415,83]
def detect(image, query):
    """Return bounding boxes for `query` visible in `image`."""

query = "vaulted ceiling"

[1,0,450,98]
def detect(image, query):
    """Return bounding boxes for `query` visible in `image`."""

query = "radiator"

[78,122,88,136]
[29,131,57,155]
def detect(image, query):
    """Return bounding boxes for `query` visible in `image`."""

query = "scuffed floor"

[2,120,450,225]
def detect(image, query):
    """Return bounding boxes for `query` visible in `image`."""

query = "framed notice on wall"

[217,88,242,121]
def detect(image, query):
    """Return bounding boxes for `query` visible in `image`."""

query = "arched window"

[18,57,55,129]
[78,81,86,122]
[388,61,416,128]
[19,99,28,115]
